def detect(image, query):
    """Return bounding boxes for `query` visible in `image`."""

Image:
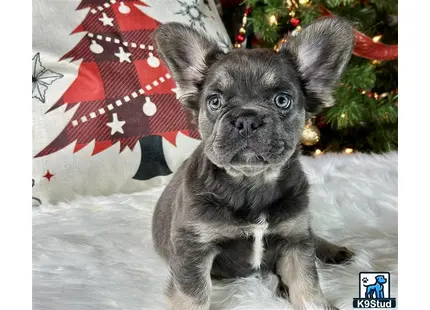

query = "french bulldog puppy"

[152,17,355,310]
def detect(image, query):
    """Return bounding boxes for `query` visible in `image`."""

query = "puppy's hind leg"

[314,235,354,265]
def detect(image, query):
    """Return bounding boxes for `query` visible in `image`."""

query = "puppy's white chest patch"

[250,219,269,269]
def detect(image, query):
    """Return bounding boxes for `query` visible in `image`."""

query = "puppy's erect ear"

[280,17,354,113]
[155,23,223,113]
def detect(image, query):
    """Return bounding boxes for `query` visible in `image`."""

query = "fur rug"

[33,152,398,310]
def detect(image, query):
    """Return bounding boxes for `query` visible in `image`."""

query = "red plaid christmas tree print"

[35,0,199,160]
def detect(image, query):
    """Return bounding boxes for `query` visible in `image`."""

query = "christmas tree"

[225,0,398,155]
[34,0,203,180]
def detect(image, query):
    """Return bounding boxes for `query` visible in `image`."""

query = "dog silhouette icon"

[364,275,387,299]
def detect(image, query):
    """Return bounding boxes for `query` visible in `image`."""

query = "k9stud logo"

[353,272,396,308]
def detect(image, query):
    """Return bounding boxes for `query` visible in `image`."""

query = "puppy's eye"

[207,94,222,111]
[274,93,292,109]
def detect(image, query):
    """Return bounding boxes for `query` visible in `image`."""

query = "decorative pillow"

[32,0,231,205]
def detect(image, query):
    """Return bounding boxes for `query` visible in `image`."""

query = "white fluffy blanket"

[33,152,398,310]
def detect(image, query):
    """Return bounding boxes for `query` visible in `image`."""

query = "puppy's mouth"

[226,151,269,177]
[231,149,269,166]
[213,142,287,168]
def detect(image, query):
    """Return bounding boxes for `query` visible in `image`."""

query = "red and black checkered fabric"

[36,0,199,158]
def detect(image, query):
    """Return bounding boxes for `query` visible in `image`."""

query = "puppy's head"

[155,18,354,177]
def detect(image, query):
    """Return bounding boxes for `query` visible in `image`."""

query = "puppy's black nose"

[234,113,262,138]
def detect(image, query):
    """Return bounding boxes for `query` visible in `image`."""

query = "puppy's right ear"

[155,23,223,113]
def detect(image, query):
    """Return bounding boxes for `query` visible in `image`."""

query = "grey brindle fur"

[152,17,355,310]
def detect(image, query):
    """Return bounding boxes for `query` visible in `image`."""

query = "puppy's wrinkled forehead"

[204,50,300,96]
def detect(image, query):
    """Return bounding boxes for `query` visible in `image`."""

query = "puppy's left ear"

[280,17,354,113]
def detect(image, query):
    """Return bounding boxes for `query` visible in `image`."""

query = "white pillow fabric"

[32,0,231,205]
